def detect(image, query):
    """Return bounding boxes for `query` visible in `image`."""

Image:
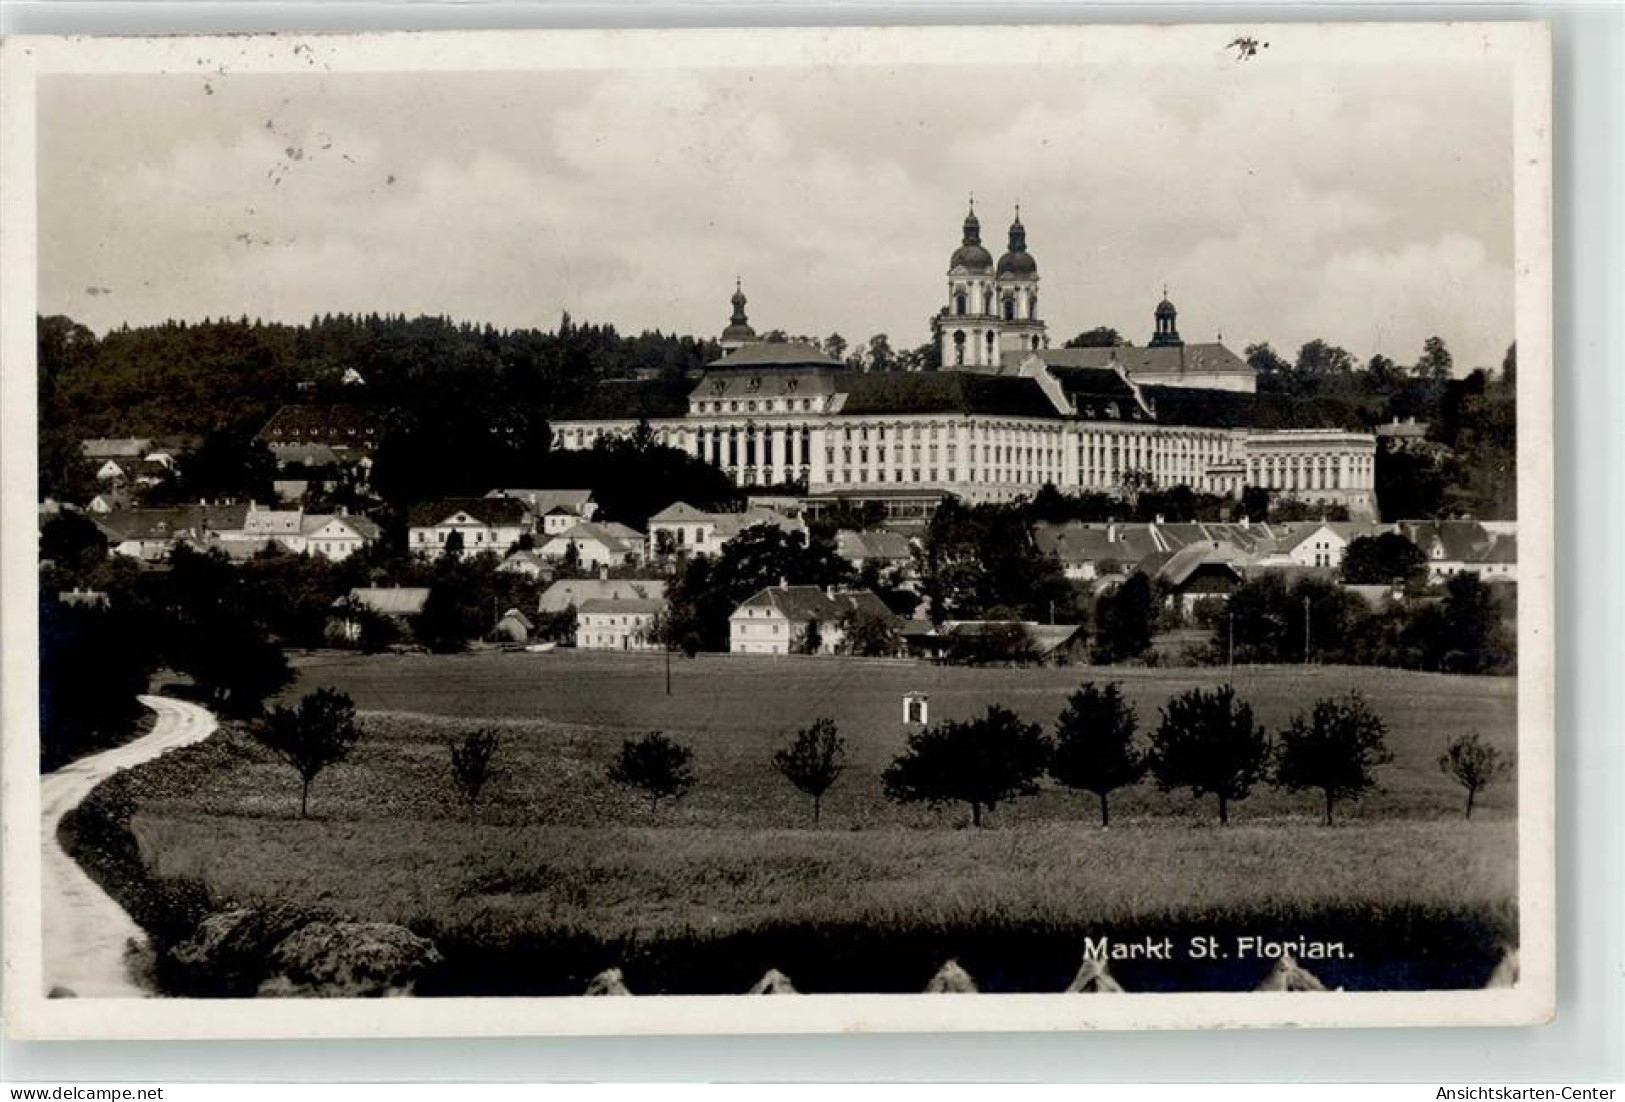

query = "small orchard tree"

[608,731,696,813]
[1050,681,1145,827]
[881,704,1052,827]
[1147,684,1269,825]
[1438,731,1513,819]
[773,717,846,825]
[1274,691,1393,825]
[449,727,501,811]
[254,687,362,817]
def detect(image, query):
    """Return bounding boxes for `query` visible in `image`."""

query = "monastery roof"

[834,372,1063,420]
[706,341,843,369]
[1035,343,1253,383]
[553,380,690,421]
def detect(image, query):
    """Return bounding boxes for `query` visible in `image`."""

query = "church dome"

[951,243,994,272]
[997,249,1037,277]
[1156,295,1178,318]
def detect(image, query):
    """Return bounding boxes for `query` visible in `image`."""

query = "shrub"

[1274,692,1393,824]
[608,731,696,812]
[1050,681,1145,827]
[881,705,1052,827]
[772,718,846,826]
[1148,684,1269,825]
[449,728,501,811]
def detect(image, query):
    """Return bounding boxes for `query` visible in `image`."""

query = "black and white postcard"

[0,22,1554,1037]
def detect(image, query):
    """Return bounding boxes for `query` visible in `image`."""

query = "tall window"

[953,331,966,365]
[1003,297,1016,321]
[955,294,967,316]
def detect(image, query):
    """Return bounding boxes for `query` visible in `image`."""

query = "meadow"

[103,651,1520,994]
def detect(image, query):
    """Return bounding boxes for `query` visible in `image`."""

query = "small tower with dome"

[993,205,1047,362]
[720,278,758,351]
[1150,287,1183,348]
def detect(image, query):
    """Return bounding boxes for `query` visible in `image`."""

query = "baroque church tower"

[719,278,757,351]
[931,199,1048,371]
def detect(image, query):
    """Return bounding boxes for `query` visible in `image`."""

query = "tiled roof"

[1134,544,1249,588]
[1397,520,1494,563]
[835,372,1063,420]
[259,404,384,446]
[95,503,250,542]
[270,443,343,467]
[1036,343,1254,383]
[835,529,914,561]
[706,341,843,369]
[712,508,800,539]
[578,597,669,615]
[408,497,531,528]
[300,513,380,540]
[732,585,893,623]
[1472,533,1517,565]
[649,501,714,524]
[243,509,304,536]
[82,437,153,459]
[692,367,846,402]
[486,488,594,516]
[343,587,429,616]
[537,578,667,613]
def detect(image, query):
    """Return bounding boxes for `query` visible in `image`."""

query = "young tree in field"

[1092,573,1155,664]
[1050,682,1145,828]
[608,731,696,813]
[773,717,846,825]
[1147,684,1269,825]
[881,705,1052,827]
[449,727,501,812]
[254,688,362,818]
[1273,692,1393,825]
[1438,731,1513,819]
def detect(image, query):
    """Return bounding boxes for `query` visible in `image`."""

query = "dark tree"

[1148,684,1270,825]
[1092,573,1154,663]
[1438,731,1513,818]
[254,688,363,817]
[1063,327,1126,348]
[1274,692,1393,824]
[772,717,846,825]
[39,511,108,577]
[881,704,1052,827]
[838,607,901,657]
[608,731,696,812]
[1050,681,1145,827]
[39,597,158,770]
[666,525,854,651]
[449,727,501,811]
[798,618,824,655]
[1341,533,1428,587]
[179,426,278,503]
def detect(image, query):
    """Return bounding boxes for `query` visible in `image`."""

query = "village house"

[485,489,598,536]
[833,529,915,573]
[329,586,430,642]
[496,548,554,579]
[537,577,669,615]
[576,596,669,651]
[1132,543,1252,611]
[903,620,1089,665]
[728,584,893,656]
[257,403,385,454]
[1397,520,1518,584]
[94,503,251,562]
[537,521,647,570]
[210,505,380,562]
[408,497,532,558]
[647,502,805,559]
[299,513,382,561]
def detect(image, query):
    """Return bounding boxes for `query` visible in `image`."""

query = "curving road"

[41,694,217,998]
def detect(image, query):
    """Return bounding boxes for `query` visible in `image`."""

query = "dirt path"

[41,694,217,998]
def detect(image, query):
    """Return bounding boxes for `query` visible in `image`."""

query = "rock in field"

[256,921,442,998]
[169,904,327,996]
[1254,953,1327,992]
[748,968,798,994]
[924,959,978,993]
[1065,957,1124,993]
[585,967,632,995]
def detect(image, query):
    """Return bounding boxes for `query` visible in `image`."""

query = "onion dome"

[1150,285,1182,347]
[996,207,1037,277]
[721,277,757,343]
[949,200,993,272]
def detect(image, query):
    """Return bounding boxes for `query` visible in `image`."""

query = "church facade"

[549,205,1377,516]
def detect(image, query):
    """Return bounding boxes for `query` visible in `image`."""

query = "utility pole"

[1302,595,1312,664]
[665,640,672,696]
[1227,611,1235,669]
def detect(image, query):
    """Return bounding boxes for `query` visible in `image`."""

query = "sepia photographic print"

[1,22,1553,1038]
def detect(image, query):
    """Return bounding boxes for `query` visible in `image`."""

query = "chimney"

[778,575,789,590]
[1240,515,1250,529]
[1107,522,1117,544]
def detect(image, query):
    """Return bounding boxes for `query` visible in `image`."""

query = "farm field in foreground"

[99,653,1519,993]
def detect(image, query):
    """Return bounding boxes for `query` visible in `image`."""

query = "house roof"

[300,513,381,540]
[546,520,643,549]
[1135,543,1250,588]
[486,488,594,516]
[706,341,843,369]
[408,497,532,528]
[1398,519,1494,563]
[1473,533,1517,565]
[82,437,152,459]
[1035,343,1254,384]
[537,578,668,613]
[1041,365,1154,422]
[95,503,251,542]
[692,366,847,402]
[343,586,430,616]
[649,501,714,525]
[712,508,800,539]
[271,443,343,468]
[258,404,384,446]
[732,585,894,623]
[834,372,1064,420]
[578,597,669,615]
[243,509,304,537]
[1376,420,1430,438]
[835,529,914,562]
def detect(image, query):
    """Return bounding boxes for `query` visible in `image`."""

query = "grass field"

[104,651,1519,994]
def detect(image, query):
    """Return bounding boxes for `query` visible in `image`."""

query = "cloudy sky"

[39,53,1515,369]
